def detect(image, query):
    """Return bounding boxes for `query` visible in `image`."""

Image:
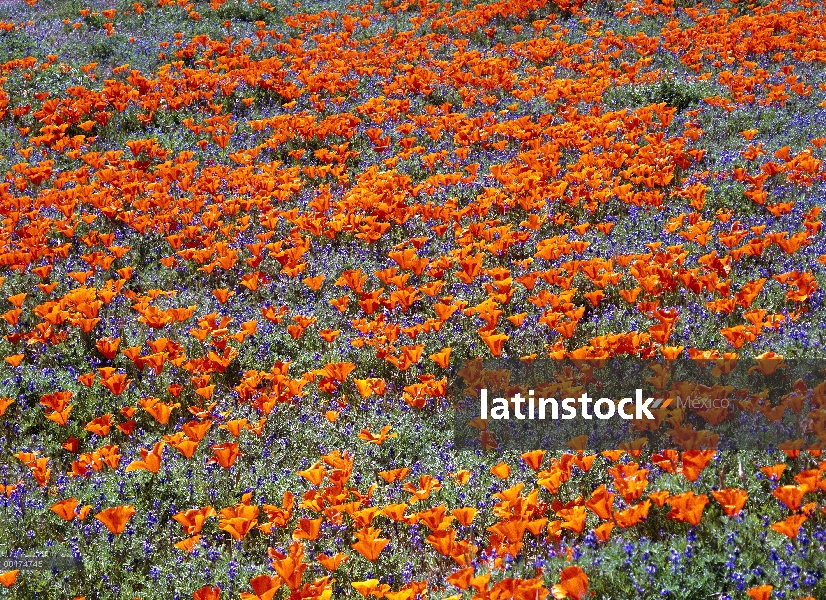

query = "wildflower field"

[1,0,826,597]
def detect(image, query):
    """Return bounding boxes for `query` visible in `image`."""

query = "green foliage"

[214,0,278,23]
[0,30,34,60]
[605,77,715,112]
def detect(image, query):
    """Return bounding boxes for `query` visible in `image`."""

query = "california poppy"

[292,517,322,541]
[351,527,389,562]
[316,552,348,571]
[173,506,216,534]
[490,462,511,479]
[746,585,773,600]
[771,485,805,511]
[0,571,18,587]
[552,566,589,600]
[666,491,708,526]
[209,442,243,469]
[193,586,221,600]
[51,497,80,521]
[174,535,201,554]
[712,488,748,517]
[95,505,136,534]
[242,574,281,600]
[378,467,409,483]
[125,441,165,474]
[218,504,260,541]
[357,425,396,445]
[771,513,808,539]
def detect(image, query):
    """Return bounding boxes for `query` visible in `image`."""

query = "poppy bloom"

[712,488,748,517]
[95,505,136,534]
[552,566,589,600]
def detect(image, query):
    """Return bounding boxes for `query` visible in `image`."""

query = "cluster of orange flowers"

[1,0,826,597]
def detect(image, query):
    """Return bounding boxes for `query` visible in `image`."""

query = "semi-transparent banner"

[451,357,826,452]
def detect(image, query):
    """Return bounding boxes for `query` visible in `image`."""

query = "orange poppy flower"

[351,527,389,562]
[125,441,165,474]
[666,491,708,526]
[85,414,113,436]
[193,586,221,600]
[270,541,306,591]
[0,570,18,587]
[4,354,23,367]
[746,585,772,600]
[174,535,201,554]
[771,513,808,539]
[209,442,243,469]
[95,505,136,534]
[316,552,348,572]
[50,497,80,521]
[357,425,396,445]
[552,566,589,600]
[173,506,216,535]
[490,462,511,479]
[771,485,805,511]
[218,504,260,541]
[712,488,748,517]
[520,450,546,471]
[293,517,322,541]
[585,485,614,520]
[242,574,281,600]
